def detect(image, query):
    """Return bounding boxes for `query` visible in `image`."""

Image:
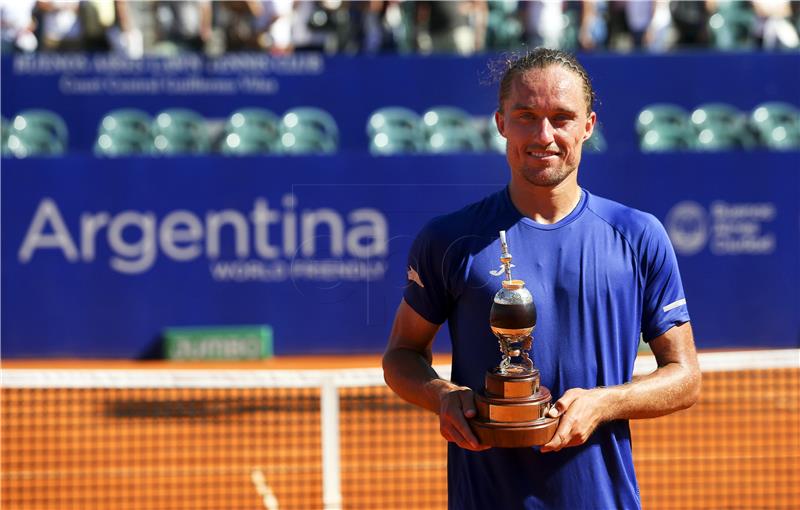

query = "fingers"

[458,390,476,419]
[439,387,490,451]
[540,419,573,453]
[540,388,590,453]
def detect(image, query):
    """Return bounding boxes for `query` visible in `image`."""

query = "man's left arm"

[540,321,701,452]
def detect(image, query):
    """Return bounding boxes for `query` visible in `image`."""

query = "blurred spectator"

[669,0,712,48]
[153,0,211,53]
[34,1,83,51]
[0,0,38,53]
[607,0,672,52]
[414,0,486,55]
[79,0,115,51]
[579,0,609,51]
[752,0,799,49]
[524,0,565,49]
[5,0,800,57]
[213,1,270,52]
[266,0,294,54]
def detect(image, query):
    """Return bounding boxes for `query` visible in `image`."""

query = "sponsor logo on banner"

[666,200,776,256]
[17,194,388,282]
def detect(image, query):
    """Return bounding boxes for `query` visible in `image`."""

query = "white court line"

[250,467,280,510]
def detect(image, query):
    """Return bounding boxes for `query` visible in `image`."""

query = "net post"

[321,377,343,510]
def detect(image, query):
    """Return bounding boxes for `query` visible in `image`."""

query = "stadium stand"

[689,103,758,151]
[152,108,210,155]
[94,108,154,157]
[750,101,800,150]
[636,101,800,152]
[4,109,68,157]
[278,107,339,154]
[1,116,9,155]
[427,126,485,154]
[218,108,280,155]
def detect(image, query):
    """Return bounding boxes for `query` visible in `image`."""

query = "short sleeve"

[403,221,455,325]
[640,215,691,341]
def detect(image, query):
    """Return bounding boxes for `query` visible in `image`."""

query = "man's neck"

[508,178,582,225]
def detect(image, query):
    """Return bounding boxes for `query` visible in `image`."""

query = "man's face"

[495,65,596,189]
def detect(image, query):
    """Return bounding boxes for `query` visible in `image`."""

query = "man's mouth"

[526,150,559,158]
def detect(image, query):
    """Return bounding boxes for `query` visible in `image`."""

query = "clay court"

[2,353,798,509]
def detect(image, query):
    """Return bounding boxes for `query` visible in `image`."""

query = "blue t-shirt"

[403,187,690,510]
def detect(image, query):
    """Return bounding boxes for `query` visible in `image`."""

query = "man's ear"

[495,111,506,138]
[583,111,597,141]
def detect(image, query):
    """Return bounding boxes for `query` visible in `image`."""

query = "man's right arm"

[382,299,489,451]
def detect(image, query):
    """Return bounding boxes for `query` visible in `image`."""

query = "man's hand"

[438,385,491,452]
[540,387,611,453]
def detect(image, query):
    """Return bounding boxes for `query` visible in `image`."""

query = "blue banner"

[3,152,798,357]
[3,52,799,154]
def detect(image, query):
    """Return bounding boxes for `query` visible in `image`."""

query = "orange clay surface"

[2,353,798,509]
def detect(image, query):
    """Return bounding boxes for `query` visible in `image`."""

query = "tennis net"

[1,349,798,509]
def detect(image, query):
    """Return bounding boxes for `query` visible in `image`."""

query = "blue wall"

[2,53,799,357]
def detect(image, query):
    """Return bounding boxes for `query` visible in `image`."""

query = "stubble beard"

[517,161,578,188]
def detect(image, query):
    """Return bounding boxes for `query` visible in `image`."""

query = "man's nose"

[531,118,555,146]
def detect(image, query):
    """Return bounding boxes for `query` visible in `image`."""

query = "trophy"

[469,230,560,447]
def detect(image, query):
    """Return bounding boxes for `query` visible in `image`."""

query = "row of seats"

[367,105,605,155]
[637,102,800,152]
[96,107,339,156]
[5,102,798,157]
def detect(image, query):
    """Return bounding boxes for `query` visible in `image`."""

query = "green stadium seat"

[281,107,339,145]
[749,102,800,149]
[484,115,505,154]
[366,107,421,137]
[12,109,68,147]
[367,107,426,155]
[761,124,800,151]
[220,108,281,155]
[226,108,281,139]
[426,125,485,154]
[690,103,757,150]
[277,131,337,155]
[636,104,689,135]
[219,130,275,156]
[95,109,154,156]
[369,128,426,155]
[421,106,473,137]
[6,125,65,157]
[153,133,209,155]
[750,102,799,131]
[690,103,743,130]
[99,109,152,137]
[1,116,9,155]
[152,108,209,154]
[94,128,154,157]
[694,128,740,151]
[708,5,757,50]
[640,125,694,153]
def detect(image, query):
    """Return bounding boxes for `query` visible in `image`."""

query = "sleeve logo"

[407,266,425,288]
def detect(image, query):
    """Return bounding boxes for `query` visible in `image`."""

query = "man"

[382,48,701,509]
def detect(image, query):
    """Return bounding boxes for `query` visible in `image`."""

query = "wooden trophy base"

[470,368,559,448]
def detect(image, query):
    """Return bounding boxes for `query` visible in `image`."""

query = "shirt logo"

[407,266,424,288]
[489,263,514,277]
